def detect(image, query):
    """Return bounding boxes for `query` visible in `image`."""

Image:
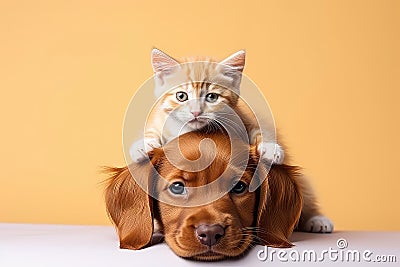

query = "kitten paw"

[129,138,161,163]
[129,139,148,163]
[303,215,334,233]
[257,142,285,164]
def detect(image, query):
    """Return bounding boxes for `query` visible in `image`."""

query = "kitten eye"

[205,93,219,103]
[169,182,187,195]
[176,91,188,102]
[230,181,247,194]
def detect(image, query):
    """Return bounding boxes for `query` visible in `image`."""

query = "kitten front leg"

[250,129,285,164]
[129,137,162,163]
[257,142,285,164]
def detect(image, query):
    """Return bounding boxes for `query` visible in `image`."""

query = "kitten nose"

[195,224,225,247]
[191,111,202,117]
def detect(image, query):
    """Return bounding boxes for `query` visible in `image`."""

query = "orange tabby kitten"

[130,49,284,164]
[129,49,334,233]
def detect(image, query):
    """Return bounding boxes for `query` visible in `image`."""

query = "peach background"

[0,0,399,230]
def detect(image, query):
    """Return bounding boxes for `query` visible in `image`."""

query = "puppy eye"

[205,93,219,103]
[230,181,247,194]
[176,91,188,102]
[169,182,186,195]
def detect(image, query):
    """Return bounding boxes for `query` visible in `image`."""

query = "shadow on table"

[290,231,344,242]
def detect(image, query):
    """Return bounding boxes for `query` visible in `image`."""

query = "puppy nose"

[195,224,225,247]
[191,111,201,117]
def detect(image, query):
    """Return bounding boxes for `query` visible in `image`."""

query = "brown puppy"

[105,130,302,261]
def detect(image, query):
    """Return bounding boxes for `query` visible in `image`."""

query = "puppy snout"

[195,224,225,247]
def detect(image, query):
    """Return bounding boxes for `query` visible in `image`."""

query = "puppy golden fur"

[105,130,306,261]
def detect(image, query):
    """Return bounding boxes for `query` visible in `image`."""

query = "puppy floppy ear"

[254,158,303,247]
[105,157,159,250]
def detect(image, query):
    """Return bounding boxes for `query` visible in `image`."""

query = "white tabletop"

[0,223,399,267]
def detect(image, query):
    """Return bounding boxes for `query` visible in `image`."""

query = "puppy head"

[105,131,302,261]
[153,132,257,260]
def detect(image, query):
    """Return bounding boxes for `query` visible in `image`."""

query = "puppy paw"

[303,215,334,233]
[129,138,161,163]
[257,142,285,164]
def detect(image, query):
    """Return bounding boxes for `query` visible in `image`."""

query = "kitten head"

[151,48,246,130]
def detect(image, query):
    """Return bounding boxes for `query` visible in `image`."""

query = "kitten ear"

[218,50,245,93]
[151,48,180,73]
[219,50,246,72]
